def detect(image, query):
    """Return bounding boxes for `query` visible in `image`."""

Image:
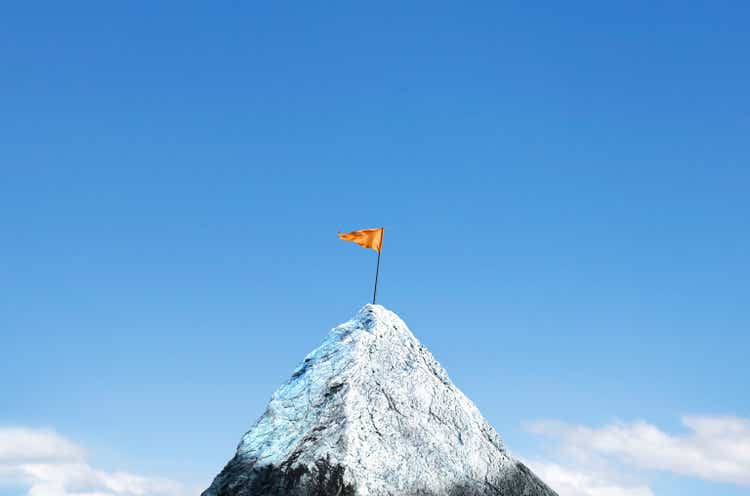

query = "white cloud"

[526,415,750,486]
[523,459,653,496]
[0,427,188,496]
[0,428,84,462]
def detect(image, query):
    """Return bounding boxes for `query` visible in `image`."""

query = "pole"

[372,228,383,304]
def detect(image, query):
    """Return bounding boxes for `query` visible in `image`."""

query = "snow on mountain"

[202,304,558,496]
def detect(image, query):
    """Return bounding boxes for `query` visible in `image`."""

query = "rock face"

[203,305,557,496]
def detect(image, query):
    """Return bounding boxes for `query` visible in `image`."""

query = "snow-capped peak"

[203,304,557,496]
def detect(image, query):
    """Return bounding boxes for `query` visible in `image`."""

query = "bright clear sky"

[2,3,749,496]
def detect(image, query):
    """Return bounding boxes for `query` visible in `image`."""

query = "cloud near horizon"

[523,414,750,496]
[523,459,653,496]
[0,427,187,496]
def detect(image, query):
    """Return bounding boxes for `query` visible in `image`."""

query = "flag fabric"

[338,227,383,252]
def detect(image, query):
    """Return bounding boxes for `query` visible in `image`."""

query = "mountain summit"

[203,305,557,496]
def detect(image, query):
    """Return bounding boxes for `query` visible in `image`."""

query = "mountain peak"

[203,305,557,496]
[348,303,396,331]
[349,303,411,336]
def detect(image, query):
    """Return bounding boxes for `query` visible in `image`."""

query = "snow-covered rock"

[203,304,557,496]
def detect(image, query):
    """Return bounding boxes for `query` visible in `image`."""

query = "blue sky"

[1,2,748,495]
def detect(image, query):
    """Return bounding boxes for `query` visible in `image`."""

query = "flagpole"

[372,228,383,304]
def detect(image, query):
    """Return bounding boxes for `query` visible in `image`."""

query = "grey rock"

[203,305,558,496]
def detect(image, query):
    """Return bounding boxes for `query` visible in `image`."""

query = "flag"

[338,227,383,253]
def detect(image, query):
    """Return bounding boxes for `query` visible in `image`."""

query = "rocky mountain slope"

[203,304,557,496]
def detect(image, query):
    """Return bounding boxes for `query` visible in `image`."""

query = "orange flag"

[338,227,384,252]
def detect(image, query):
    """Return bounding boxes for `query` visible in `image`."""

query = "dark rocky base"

[203,457,556,496]
[203,456,355,496]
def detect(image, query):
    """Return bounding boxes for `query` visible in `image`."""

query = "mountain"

[202,304,557,496]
